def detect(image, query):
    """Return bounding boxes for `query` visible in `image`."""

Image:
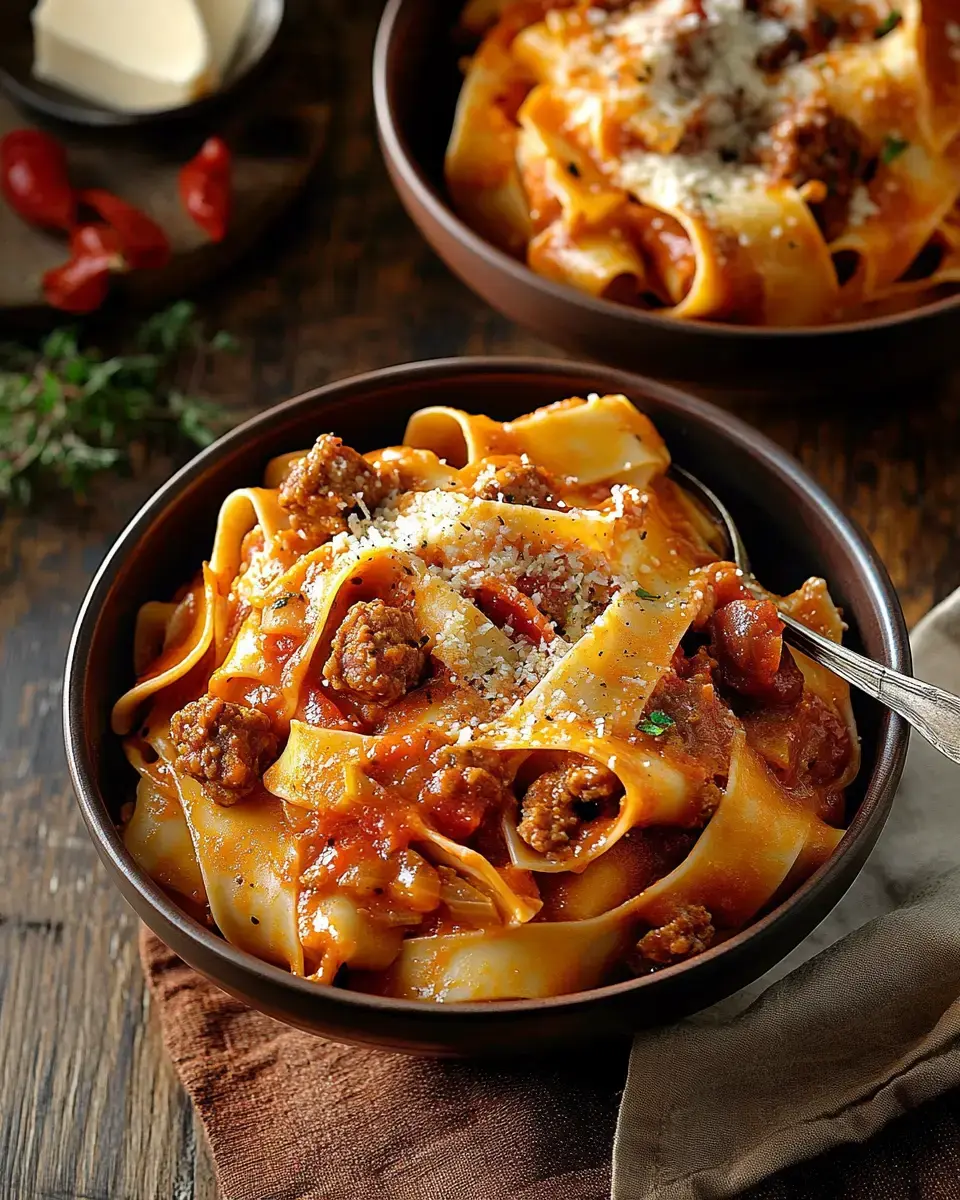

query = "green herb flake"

[271,591,304,611]
[873,9,901,37]
[637,710,675,737]
[634,586,661,600]
[881,135,909,165]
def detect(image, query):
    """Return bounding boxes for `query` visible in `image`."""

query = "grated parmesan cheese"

[848,185,880,228]
[577,0,820,213]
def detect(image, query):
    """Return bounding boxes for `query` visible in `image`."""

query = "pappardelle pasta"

[445,0,960,325]
[114,395,858,1001]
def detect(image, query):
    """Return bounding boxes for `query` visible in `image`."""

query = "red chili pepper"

[179,137,231,242]
[70,222,126,267]
[42,223,128,313]
[0,129,75,231]
[78,188,172,270]
[42,252,112,314]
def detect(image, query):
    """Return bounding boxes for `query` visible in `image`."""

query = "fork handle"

[780,613,960,765]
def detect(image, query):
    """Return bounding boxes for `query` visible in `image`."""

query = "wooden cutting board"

[0,0,330,316]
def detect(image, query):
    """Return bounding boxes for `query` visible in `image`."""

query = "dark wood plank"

[1,0,959,1197]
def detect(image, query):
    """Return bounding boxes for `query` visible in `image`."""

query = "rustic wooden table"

[3,3,960,1198]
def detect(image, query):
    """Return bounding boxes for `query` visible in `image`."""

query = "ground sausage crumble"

[420,746,511,840]
[518,761,623,856]
[473,461,562,509]
[763,96,866,242]
[637,905,716,966]
[171,694,279,806]
[279,434,387,541]
[322,599,426,705]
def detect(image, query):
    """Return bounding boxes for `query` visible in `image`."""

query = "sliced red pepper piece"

[42,221,131,313]
[178,137,231,243]
[78,188,171,270]
[196,136,230,173]
[0,128,76,231]
[470,577,557,645]
[297,682,367,732]
[70,222,126,268]
[42,253,112,314]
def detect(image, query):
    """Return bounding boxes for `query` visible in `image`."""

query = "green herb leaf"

[41,327,79,361]
[0,302,242,507]
[881,135,909,165]
[874,9,901,37]
[635,586,661,600]
[137,300,201,356]
[209,329,240,354]
[271,591,304,610]
[637,710,675,737]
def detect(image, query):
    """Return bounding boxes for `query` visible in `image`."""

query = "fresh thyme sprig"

[0,301,240,506]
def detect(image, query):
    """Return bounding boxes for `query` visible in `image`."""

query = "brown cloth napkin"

[140,928,623,1200]
[141,591,960,1200]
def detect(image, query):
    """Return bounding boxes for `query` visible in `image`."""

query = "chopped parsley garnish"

[635,586,661,600]
[881,135,909,165]
[637,711,675,737]
[874,10,901,37]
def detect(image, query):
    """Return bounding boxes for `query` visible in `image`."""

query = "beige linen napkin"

[614,589,960,1198]
[141,591,960,1199]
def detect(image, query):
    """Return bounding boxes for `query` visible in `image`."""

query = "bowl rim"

[64,355,910,1020]
[372,0,960,342]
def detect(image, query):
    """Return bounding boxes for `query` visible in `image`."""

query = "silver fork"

[672,466,960,766]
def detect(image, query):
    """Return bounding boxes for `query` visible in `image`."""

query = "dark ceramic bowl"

[373,0,960,395]
[65,358,909,1056]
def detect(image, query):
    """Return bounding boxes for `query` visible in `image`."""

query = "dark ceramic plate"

[0,0,283,129]
[372,0,960,395]
[64,358,909,1056]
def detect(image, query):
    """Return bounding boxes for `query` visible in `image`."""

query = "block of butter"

[32,0,255,114]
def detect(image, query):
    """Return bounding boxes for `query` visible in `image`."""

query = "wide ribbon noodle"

[445,0,960,325]
[115,394,859,1000]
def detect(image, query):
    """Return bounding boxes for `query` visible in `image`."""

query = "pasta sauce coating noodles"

[445,0,960,325]
[114,395,858,1001]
